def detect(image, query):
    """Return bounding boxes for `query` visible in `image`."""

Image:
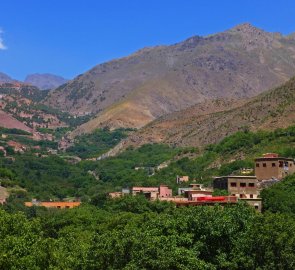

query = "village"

[22,152,295,212]
[106,153,295,212]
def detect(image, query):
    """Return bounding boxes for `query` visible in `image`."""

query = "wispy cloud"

[0,29,7,50]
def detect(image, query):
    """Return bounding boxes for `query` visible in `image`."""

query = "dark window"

[57,206,61,209]
[66,206,70,209]
[272,163,276,167]
[250,194,253,198]
[240,183,246,187]
[290,163,292,167]
[263,163,267,167]
[240,194,243,198]
[279,161,283,167]
[230,182,237,187]
[255,205,259,210]
[256,163,260,167]
[249,183,255,187]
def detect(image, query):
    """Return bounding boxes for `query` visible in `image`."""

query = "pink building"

[159,185,172,198]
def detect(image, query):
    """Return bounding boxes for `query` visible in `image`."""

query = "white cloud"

[0,29,7,50]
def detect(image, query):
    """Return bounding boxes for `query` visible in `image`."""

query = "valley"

[1,17,295,269]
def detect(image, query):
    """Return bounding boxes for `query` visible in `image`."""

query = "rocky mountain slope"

[0,82,68,138]
[46,23,295,134]
[25,73,68,90]
[0,109,33,133]
[116,76,295,150]
[0,72,15,83]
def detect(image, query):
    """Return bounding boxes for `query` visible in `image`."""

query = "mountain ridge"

[114,76,295,152]
[25,73,68,90]
[45,23,295,135]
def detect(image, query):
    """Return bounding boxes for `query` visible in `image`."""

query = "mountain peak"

[25,73,68,90]
[229,23,273,37]
[0,72,15,83]
[232,23,260,32]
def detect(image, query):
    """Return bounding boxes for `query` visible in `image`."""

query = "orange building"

[25,201,81,209]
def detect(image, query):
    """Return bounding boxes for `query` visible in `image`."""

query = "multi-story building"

[255,153,295,181]
[213,175,261,211]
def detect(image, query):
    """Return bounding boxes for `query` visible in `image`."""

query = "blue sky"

[0,0,295,80]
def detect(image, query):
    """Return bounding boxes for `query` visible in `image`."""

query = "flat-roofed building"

[176,175,189,184]
[213,175,261,211]
[213,176,258,199]
[255,153,295,181]
[25,201,81,209]
[178,183,207,195]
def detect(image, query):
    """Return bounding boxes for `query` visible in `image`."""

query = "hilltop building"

[255,153,295,181]
[176,175,189,184]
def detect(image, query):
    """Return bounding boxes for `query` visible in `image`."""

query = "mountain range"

[45,23,295,137]
[0,72,68,90]
[24,73,68,90]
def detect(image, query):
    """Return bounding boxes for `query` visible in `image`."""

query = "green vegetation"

[0,127,31,136]
[0,199,294,269]
[4,125,295,201]
[66,128,130,158]
[261,174,295,214]
[0,155,97,200]
[0,124,295,268]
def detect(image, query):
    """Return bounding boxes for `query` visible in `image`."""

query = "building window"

[290,163,292,167]
[249,183,255,187]
[256,163,260,167]
[263,163,267,167]
[66,206,70,209]
[250,194,253,198]
[57,206,61,209]
[239,194,243,198]
[240,183,246,187]
[272,163,276,167]
[279,161,283,167]
[230,182,237,187]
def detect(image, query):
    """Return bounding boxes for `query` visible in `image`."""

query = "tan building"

[176,175,189,184]
[213,176,258,199]
[213,176,261,211]
[255,153,295,181]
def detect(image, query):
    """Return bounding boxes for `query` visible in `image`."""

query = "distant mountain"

[46,23,295,135]
[25,73,68,90]
[0,72,15,83]
[116,76,295,151]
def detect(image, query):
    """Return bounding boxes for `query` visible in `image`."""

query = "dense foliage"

[261,174,295,214]
[66,128,129,158]
[0,125,295,268]
[0,199,294,269]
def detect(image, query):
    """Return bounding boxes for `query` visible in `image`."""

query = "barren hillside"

[46,23,295,134]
